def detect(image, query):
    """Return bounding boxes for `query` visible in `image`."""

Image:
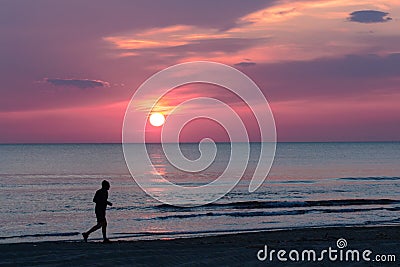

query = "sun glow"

[149,112,165,127]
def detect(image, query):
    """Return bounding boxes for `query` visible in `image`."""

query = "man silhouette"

[82,180,112,242]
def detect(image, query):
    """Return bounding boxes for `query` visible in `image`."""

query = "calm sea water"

[0,142,399,243]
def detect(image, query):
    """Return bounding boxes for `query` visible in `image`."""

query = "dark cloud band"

[234,62,256,67]
[348,10,392,23]
[44,78,110,89]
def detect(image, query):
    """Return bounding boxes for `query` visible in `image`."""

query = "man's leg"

[101,219,108,241]
[87,223,102,235]
[82,222,101,242]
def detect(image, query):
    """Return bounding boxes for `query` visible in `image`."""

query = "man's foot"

[82,232,88,242]
[103,238,111,243]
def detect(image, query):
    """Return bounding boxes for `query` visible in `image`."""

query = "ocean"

[1,142,399,243]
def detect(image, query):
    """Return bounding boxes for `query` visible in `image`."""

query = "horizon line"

[0,140,399,145]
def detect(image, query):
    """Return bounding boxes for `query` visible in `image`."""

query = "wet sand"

[0,225,398,266]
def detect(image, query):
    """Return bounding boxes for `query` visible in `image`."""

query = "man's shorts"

[95,210,106,223]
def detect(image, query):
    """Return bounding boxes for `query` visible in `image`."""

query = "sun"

[149,112,165,127]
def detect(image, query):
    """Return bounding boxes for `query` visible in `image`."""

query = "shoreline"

[1,223,398,244]
[1,225,398,266]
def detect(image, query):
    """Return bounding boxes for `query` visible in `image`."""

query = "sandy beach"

[1,225,398,266]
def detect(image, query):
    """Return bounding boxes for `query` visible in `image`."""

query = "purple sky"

[0,0,399,143]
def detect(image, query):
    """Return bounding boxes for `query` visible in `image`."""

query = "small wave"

[157,198,400,210]
[149,206,399,220]
[112,227,279,239]
[270,180,316,184]
[338,176,400,181]
[0,232,80,240]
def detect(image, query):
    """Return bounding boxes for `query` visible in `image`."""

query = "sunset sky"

[1,0,399,143]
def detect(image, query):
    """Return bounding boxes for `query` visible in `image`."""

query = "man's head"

[102,180,110,190]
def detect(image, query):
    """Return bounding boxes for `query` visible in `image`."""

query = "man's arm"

[107,201,113,206]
